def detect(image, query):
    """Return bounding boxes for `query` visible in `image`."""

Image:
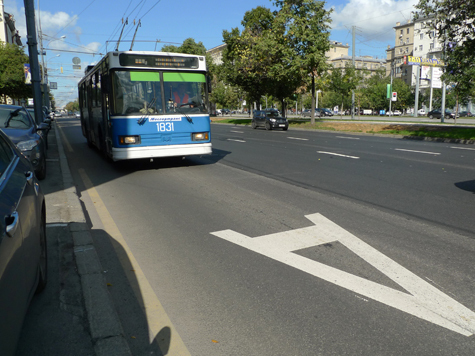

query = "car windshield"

[266,111,280,118]
[112,70,208,116]
[0,107,32,129]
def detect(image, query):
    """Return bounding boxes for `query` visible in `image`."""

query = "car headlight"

[17,139,40,151]
[270,118,276,122]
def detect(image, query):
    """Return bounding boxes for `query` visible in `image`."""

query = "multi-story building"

[386,20,415,86]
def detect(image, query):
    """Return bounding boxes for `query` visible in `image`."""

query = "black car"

[321,108,333,117]
[252,110,289,130]
[458,111,472,117]
[0,105,49,179]
[26,107,52,149]
[0,129,47,355]
[427,109,455,119]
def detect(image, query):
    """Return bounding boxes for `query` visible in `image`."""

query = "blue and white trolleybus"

[78,51,212,161]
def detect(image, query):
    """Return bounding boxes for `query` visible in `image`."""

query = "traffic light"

[391,92,397,102]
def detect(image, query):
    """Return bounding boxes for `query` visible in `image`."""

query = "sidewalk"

[16,120,131,356]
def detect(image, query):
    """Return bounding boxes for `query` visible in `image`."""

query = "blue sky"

[5,0,418,108]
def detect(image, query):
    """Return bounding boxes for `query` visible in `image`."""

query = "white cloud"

[330,0,419,43]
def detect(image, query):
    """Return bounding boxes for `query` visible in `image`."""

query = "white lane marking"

[336,136,360,140]
[450,146,475,151]
[211,213,475,336]
[317,151,360,159]
[288,137,309,141]
[227,139,246,143]
[230,130,244,133]
[395,148,441,155]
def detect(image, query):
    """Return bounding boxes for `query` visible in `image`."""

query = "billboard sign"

[404,55,445,67]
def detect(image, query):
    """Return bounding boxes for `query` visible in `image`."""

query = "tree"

[327,63,362,118]
[273,0,332,123]
[0,42,31,100]
[221,7,277,108]
[65,100,79,112]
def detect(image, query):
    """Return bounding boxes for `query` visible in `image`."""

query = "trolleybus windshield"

[111,71,208,116]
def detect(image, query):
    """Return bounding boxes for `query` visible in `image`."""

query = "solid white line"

[395,148,441,155]
[227,139,246,143]
[288,137,309,141]
[336,136,360,140]
[450,146,475,151]
[230,130,244,133]
[317,151,360,159]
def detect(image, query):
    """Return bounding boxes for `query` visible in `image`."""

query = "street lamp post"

[39,35,66,109]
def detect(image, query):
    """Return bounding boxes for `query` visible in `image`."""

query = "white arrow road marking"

[227,139,246,143]
[211,213,475,336]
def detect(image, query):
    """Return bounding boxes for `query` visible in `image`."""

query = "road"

[56,117,475,355]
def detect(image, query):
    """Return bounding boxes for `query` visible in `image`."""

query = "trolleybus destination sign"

[404,55,445,67]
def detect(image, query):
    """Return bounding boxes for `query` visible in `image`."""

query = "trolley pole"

[23,0,43,124]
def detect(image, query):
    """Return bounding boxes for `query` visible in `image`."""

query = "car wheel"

[265,121,272,130]
[35,207,47,294]
[282,125,288,131]
[251,120,257,129]
[36,155,46,180]
[429,115,433,119]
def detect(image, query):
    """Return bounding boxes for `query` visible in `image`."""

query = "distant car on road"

[458,111,472,117]
[221,109,231,115]
[252,110,289,130]
[0,128,47,356]
[302,109,322,118]
[321,108,333,117]
[386,110,402,116]
[0,105,49,179]
[427,109,455,119]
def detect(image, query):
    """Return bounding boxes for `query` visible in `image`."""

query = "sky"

[5,0,419,108]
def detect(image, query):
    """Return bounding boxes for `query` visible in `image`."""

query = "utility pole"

[351,26,355,120]
[24,0,43,124]
[413,65,420,118]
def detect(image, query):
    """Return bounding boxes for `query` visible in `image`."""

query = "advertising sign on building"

[432,67,443,89]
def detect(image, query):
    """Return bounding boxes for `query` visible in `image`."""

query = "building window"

[405,47,409,53]
[400,39,403,45]
[419,45,423,51]
[406,37,409,44]
[430,43,434,49]
[407,28,410,34]
[400,29,403,35]
[420,33,424,40]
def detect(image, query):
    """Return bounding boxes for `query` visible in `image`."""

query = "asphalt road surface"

[54,117,475,355]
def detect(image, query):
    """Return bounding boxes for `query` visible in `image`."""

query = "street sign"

[211,213,475,336]
[50,82,57,90]
[73,65,82,70]
[72,57,81,65]
[392,92,397,102]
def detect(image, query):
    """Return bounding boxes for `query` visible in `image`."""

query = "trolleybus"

[78,51,212,161]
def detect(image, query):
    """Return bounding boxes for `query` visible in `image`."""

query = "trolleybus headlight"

[119,135,141,144]
[192,132,209,141]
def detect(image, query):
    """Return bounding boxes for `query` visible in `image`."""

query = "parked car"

[26,107,52,149]
[321,108,333,117]
[418,109,426,115]
[427,109,455,119]
[221,109,231,115]
[458,111,472,117]
[0,105,48,179]
[386,110,402,116]
[0,128,47,356]
[302,109,322,118]
[252,110,289,130]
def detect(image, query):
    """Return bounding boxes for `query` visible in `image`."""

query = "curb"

[54,121,132,356]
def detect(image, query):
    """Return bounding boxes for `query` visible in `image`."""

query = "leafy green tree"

[65,100,79,112]
[0,42,31,100]
[221,7,276,107]
[273,0,332,122]
[327,63,362,118]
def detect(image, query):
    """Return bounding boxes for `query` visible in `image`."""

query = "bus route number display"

[119,54,199,69]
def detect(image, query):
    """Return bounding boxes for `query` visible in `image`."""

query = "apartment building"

[386,20,415,86]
